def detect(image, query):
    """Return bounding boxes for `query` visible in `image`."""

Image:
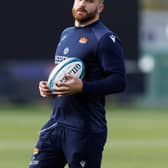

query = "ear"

[98,3,104,14]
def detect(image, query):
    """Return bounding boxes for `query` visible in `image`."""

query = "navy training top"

[42,20,126,133]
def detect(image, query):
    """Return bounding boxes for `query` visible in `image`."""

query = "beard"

[72,7,98,24]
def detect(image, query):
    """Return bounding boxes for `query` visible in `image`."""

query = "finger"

[53,87,69,92]
[54,81,61,87]
[64,74,74,80]
[41,94,47,98]
[39,81,49,89]
[54,81,69,88]
[39,86,50,92]
[41,90,53,97]
[53,90,71,96]
[40,92,48,97]
[39,81,48,86]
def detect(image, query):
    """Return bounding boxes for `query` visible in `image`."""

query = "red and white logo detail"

[79,37,88,44]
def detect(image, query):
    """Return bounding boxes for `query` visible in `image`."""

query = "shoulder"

[60,26,75,37]
[100,32,122,47]
[97,31,124,58]
[62,27,74,33]
[91,21,112,41]
[90,21,123,55]
[91,21,122,45]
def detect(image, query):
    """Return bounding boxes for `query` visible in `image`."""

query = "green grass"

[0,105,168,168]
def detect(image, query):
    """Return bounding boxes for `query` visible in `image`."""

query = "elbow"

[114,76,127,93]
[116,79,126,93]
[119,79,127,92]
[106,78,127,95]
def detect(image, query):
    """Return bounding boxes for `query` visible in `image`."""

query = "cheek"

[73,2,78,9]
[88,6,98,14]
[87,4,98,12]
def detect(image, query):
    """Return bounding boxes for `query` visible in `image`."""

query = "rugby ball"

[47,57,85,91]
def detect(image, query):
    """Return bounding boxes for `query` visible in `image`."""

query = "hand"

[39,81,52,97]
[52,74,83,96]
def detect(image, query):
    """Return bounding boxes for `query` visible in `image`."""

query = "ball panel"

[47,57,85,91]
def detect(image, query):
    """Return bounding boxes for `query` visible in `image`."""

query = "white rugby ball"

[47,57,85,91]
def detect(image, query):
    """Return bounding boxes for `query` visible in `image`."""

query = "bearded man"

[28,0,126,168]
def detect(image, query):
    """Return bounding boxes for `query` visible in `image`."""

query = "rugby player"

[29,0,126,167]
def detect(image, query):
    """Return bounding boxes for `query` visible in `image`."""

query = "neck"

[75,17,99,27]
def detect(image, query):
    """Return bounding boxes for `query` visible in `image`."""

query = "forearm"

[82,72,126,95]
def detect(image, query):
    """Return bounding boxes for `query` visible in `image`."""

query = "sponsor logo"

[60,63,82,82]
[63,47,70,55]
[79,37,88,44]
[80,160,86,168]
[55,55,68,65]
[29,160,39,166]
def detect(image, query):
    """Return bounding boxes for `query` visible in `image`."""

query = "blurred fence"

[137,51,168,106]
[0,60,144,105]
[0,61,52,104]
[1,57,167,106]
[137,8,168,107]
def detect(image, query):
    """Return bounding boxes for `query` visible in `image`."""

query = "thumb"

[64,74,74,80]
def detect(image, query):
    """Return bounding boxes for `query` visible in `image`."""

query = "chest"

[55,30,98,65]
[54,29,104,80]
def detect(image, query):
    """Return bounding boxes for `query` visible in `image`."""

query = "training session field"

[0,105,168,168]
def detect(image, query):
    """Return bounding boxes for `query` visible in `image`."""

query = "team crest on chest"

[79,37,88,44]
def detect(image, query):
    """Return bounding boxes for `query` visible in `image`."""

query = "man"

[29,0,126,167]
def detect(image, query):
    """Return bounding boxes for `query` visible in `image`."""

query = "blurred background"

[0,0,168,168]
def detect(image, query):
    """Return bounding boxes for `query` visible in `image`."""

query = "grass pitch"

[0,105,168,168]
